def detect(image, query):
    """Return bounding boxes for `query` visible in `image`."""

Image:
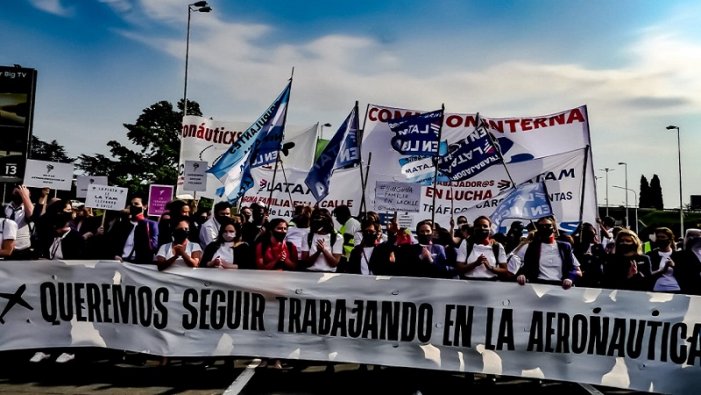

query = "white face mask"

[222,231,236,242]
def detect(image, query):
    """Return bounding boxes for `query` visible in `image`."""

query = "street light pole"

[600,168,614,217]
[666,125,683,238]
[613,185,638,234]
[183,1,212,117]
[618,162,628,228]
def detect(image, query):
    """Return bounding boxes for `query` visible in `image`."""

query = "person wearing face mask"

[456,216,508,281]
[668,228,701,295]
[394,220,452,278]
[4,184,34,260]
[156,218,202,271]
[109,195,159,265]
[301,214,343,272]
[345,219,394,275]
[44,211,85,260]
[198,201,232,249]
[516,216,582,289]
[201,218,253,270]
[602,229,652,291]
[572,222,606,288]
[255,218,297,271]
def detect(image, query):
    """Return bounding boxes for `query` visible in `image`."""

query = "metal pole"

[183,6,192,116]
[618,162,628,228]
[677,128,684,238]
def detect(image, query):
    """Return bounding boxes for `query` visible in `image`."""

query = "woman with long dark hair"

[201,218,253,270]
[255,218,298,271]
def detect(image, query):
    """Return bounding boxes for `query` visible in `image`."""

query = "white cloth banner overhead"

[362,105,597,233]
[178,116,318,199]
[0,260,700,394]
[241,166,363,219]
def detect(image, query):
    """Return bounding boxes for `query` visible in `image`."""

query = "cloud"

[28,0,72,16]
[98,0,133,14]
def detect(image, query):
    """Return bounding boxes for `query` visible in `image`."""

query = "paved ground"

[0,350,659,395]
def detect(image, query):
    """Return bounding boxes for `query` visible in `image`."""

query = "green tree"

[650,174,664,210]
[639,175,651,209]
[75,100,202,196]
[29,135,73,162]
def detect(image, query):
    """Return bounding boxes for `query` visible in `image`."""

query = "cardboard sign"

[75,175,108,199]
[85,184,128,211]
[375,181,421,213]
[23,159,74,191]
[183,160,208,192]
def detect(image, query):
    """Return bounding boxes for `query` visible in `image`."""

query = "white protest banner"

[0,260,699,394]
[375,181,421,212]
[177,116,316,199]
[75,175,108,199]
[183,160,207,192]
[85,184,128,211]
[23,159,74,191]
[362,105,597,233]
[241,166,363,219]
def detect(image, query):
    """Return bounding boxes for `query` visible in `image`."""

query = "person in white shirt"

[0,217,18,258]
[302,214,343,272]
[198,201,232,249]
[5,184,33,259]
[156,219,202,271]
[455,216,508,280]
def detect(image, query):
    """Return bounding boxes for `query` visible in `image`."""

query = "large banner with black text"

[0,260,699,394]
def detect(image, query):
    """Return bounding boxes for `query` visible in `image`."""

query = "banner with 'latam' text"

[362,105,596,233]
[0,260,699,394]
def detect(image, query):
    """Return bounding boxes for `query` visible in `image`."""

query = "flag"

[280,123,319,170]
[437,114,502,181]
[304,104,361,202]
[489,181,553,230]
[207,81,291,202]
[388,109,443,156]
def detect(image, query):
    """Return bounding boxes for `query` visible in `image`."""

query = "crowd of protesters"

[3,184,701,365]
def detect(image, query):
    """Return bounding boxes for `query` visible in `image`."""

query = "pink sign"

[148,184,174,217]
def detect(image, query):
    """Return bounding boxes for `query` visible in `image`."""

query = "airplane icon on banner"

[0,284,33,324]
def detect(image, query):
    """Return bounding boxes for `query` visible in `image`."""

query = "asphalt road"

[0,350,658,395]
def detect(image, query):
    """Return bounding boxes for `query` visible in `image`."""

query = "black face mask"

[537,225,554,238]
[417,235,432,245]
[172,229,189,244]
[215,215,229,224]
[617,244,636,254]
[472,229,489,240]
[129,205,143,217]
[272,231,286,242]
[11,194,22,205]
[363,231,377,245]
[654,240,670,249]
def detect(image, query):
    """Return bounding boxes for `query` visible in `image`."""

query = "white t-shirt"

[653,250,680,292]
[210,242,235,266]
[286,227,310,259]
[304,233,343,272]
[0,218,18,247]
[456,240,507,279]
[4,204,29,250]
[157,242,202,269]
[537,242,581,281]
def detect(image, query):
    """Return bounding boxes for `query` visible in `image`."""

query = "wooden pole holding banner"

[265,69,294,213]
[277,160,295,206]
[430,104,445,226]
[577,145,591,241]
[479,112,517,190]
[359,152,372,219]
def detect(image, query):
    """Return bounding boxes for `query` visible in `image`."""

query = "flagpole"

[265,73,294,213]
[577,145,590,236]
[480,113,517,189]
[430,104,445,226]
[360,153,371,218]
[277,160,295,207]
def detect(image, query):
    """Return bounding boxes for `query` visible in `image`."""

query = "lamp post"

[600,168,615,217]
[613,185,638,234]
[617,162,628,228]
[183,1,212,116]
[666,125,683,238]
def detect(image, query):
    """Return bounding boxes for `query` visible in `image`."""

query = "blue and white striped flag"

[207,81,291,203]
[490,181,552,229]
